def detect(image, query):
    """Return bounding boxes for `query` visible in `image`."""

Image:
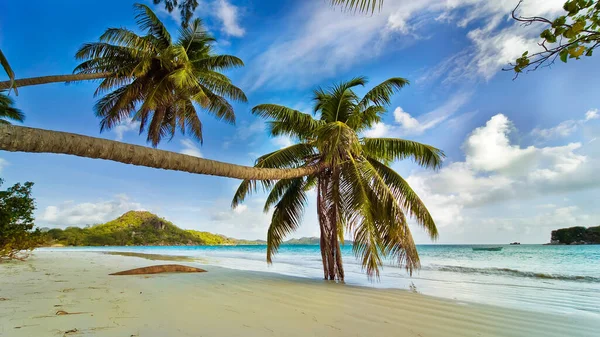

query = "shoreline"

[1,251,599,337]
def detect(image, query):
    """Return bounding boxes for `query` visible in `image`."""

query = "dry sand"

[0,251,597,337]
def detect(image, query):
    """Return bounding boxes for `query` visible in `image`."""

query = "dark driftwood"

[109,264,207,276]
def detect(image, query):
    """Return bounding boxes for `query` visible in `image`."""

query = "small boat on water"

[472,247,503,251]
[510,242,521,245]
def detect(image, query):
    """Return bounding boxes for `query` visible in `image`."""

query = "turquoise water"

[44,244,600,318]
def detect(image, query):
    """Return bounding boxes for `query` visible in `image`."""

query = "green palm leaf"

[267,177,308,263]
[256,143,317,169]
[133,3,172,48]
[362,137,445,169]
[74,4,246,147]
[313,76,365,122]
[358,77,408,109]
[341,157,382,278]
[0,93,24,124]
[330,0,383,13]
[0,49,17,95]
[368,158,438,239]
[253,104,323,139]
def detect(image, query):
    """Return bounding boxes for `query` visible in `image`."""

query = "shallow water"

[42,244,600,318]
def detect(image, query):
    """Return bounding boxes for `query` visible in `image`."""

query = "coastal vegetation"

[233,77,442,280]
[0,179,41,260]
[551,226,600,244]
[42,210,313,247]
[44,211,234,246]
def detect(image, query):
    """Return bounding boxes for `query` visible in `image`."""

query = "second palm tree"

[233,77,443,281]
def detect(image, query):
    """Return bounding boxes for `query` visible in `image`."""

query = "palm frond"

[256,143,317,169]
[362,137,444,169]
[267,177,308,263]
[0,49,17,95]
[340,156,382,278]
[264,178,297,212]
[178,18,216,52]
[330,0,383,13]
[193,55,244,70]
[313,76,366,122]
[358,77,408,109]
[197,74,247,103]
[202,89,236,124]
[99,28,157,56]
[253,104,323,138]
[368,158,438,239]
[133,3,172,48]
[347,105,385,131]
[0,93,24,123]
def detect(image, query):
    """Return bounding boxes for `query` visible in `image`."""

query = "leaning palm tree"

[232,77,443,280]
[76,4,246,146]
[0,4,246,147]
[0,124,321,180]
[0,5,314,181]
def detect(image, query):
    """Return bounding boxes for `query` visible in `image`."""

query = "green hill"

[43,211,349,247]
[45,211,234,246]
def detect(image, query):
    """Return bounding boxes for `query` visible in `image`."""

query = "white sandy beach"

[1,251,598,337]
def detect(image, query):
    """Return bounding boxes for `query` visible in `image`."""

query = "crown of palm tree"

[233,76,444,279]
[74,4,247,147]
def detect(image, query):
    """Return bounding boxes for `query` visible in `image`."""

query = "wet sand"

[0,251,597,337]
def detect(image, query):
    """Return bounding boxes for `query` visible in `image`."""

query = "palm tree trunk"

[330,199,344,281]
[0,125,321,180]
[0,73,110,90]
[317,176,330,279]
[317,172,344,281]
[318,210,329,279]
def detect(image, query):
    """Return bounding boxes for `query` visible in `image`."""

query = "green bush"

[0,179,40,260]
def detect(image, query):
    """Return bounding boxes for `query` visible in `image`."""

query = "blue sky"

[1,0,599,243]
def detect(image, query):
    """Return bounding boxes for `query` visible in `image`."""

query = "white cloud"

[180,139,203,157]
[393,107,421,131]
[0,158,8,174]
[246,0,566,90]
[532,110,600,139]
[233,204,247,214]
[37,194,144,227]
[154,0,245,38]
[363,92,471,137]
[272,136,293,149]
[585,109,599,121]
[215,0,245,37]
[405,113,599,242]
[113,117,140,141]
[363,122,390,138]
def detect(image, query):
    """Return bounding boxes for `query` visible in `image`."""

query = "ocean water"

[44,244,600,318]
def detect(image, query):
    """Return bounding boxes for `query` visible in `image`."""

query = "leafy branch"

[506,0,600,77]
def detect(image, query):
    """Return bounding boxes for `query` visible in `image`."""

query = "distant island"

[42,211,337,247]
[550,226,600,245]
